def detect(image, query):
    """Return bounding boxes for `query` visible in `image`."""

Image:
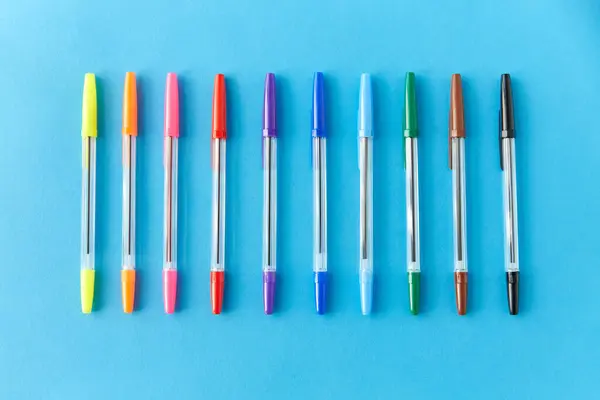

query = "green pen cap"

[408,272,420,315]
[403,72,418,138]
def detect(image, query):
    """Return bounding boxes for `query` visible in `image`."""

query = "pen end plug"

[121,269,136,314]
[263,271,276,315]
[314,271,327,315]
[506,271,519,315]
[210,271,225,315]
[454,272,468,316]
[359,268,373,315]
[408,272,420,315]
[163,269,177,314]
[80,269,95,314]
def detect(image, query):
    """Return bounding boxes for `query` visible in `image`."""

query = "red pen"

[210,74,227,314]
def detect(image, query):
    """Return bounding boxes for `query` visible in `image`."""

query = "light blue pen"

[358,73,373,315]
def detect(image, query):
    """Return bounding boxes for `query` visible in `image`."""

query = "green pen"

[403,72,421,315]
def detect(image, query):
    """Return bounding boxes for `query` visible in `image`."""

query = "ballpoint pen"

[163,73,179,314]
[358,73,373,315]
[210,74,227,315]
[499,74,520,315]
[262,73,277,315]
[403,72,421,315]
[80,73,97,314]
[121,72,137,314]
[449,74,468,315]
[312,72,327,315]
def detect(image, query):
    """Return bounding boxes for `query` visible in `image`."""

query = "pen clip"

[402,136,406,170]
[448,135,453,170]
[499,111,504,171]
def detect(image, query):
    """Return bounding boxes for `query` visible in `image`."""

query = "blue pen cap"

[358,73,373,138]
[312,72,326,138]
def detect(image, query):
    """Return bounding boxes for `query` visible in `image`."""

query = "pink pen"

[163,73,179,314]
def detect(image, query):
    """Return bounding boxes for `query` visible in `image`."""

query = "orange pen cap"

[121,269,136,313]
[212,74,227,139]
[122,72,138,136]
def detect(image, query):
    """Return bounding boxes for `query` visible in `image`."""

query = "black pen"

[499,74,520,315]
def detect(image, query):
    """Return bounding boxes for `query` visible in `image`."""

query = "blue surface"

[0,1,599,398]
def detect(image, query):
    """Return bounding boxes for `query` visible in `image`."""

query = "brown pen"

[449,74,468,315]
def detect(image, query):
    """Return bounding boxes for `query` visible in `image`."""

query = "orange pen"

[121,72,137,313]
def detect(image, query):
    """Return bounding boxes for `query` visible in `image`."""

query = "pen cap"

[212,74,227,139]
[403,72,418,138]
[122,72,138,136]
[358,73,373,138]
[164,73,179,138]
[500,74,515,139]
[263,73,277,138]
[312,72,326,138]
[81,73,97,138]
[449,74,465,139]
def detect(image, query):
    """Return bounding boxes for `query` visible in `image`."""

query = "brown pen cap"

[449,74,466,168]
[454,271,468,315]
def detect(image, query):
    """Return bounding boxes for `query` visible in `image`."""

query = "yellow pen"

[81,73,97,313]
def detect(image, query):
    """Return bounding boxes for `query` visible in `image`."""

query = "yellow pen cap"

[81,269,95,313]
[82,73,97,138]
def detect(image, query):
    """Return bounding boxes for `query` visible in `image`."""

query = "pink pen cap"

[165,73,179,138]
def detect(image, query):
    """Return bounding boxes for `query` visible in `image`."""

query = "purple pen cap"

[263,73,277,138]
[263,271,276,314]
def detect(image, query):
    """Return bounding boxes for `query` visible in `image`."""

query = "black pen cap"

[500,74,515,138]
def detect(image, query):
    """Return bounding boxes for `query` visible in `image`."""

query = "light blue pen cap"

[358,73,373,138]
[360,268,373,315]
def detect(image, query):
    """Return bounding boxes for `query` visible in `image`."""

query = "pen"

[358,73,374,315]
[262,73,277,315]
[312,72,327,314]
[210,74,227,315]
[500,74,520,315]
[80,73,97,314]
[403,72,421,315]
[449,74,468,315]
[163,73,179,314]
[121,72,137,313]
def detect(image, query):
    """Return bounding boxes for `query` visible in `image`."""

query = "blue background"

[0,1,599,398]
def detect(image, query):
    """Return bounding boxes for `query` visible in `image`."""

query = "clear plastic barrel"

[263,137,277,272]
[359,137,373,275]
[211,138,226,272]
[81,137,96,270]
[313,137,327,273]
[502,138,519,272]
[405,137,420,273]
[451,137,468,273]
[163,136,178,271]
[122,135,136,270]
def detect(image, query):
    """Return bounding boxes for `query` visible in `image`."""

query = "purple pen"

[262,73,277,314]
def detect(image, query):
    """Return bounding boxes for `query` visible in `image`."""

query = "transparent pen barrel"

[313,137,327,273]
[81,137,96,270]
[122,136,136,270]
[405,138,420,273]
[451,138,468,272]
[211,139,226,272]
[163,137,178,270]
[359,137,373,273]
[263,137,277,272]
[502,138,519,272]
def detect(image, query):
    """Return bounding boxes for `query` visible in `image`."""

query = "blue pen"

[312,72,327,314]
[358,73,373,315]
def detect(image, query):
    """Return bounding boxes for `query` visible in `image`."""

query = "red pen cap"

[212,74,227,139]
